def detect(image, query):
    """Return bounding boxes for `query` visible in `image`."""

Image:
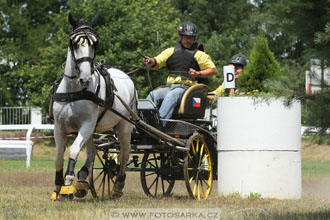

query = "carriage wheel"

[89,135,119,199]
[140,152,175,198]
[183,133,213,200]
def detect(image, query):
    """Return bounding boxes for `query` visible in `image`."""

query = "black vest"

[166,41,204,81]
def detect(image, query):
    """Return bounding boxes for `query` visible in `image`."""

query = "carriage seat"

[137,99,162,130]
[137,83,208,125]
[172,83,208,119]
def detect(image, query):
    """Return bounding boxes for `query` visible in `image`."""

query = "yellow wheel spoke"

[189,176,193,183]
[97,178,103,193]
[200,143,204,156]
[196,139,199,152]
[188,153,192,161]
[200,180,206,198]
[102,177,105,198]
[193,183,197,196]
[154,176,158,197]
[202,179,210,188]
[191,142,196,154]
[107,175,110,196]
[94,170,103,182]
[97,176,104,198]
[201,153,209,163]
[111,177,116,185]
[197,183,201,201]
[96,152,105,167]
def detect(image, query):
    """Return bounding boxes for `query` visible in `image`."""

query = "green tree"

[237,33,281,92]
[260,0,329,63]
[0,0,66,106]
[304,18,330,144]
[18,0,180,115]
[306,89,330,144]
[315,22,330,64]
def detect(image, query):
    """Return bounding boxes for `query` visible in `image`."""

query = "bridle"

[64,26,99,79]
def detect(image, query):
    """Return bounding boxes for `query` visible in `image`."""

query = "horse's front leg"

[74,136,96,198]
[51,126,67,200]
[112,120,133,198]
[64,126,94,186]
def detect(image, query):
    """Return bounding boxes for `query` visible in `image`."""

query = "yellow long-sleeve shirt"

[213,82,225,96]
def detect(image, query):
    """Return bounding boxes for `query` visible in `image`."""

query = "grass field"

[1,139,330,219]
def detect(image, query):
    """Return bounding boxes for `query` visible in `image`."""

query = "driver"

[142,21,217,121]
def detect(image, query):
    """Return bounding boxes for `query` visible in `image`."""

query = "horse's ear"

[68,13,78,28]
[90,13,99,28]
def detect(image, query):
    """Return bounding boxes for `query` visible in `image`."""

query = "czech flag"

[193,97,201,107]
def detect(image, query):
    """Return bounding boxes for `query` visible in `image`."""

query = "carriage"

[89,83,218,200]
[51,13,218,201]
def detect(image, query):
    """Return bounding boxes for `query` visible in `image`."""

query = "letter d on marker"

[223,65,235,89]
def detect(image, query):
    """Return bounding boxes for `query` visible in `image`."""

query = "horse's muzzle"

[79,77,91,88]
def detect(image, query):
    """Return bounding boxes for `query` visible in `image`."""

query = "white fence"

[0,107,43,125]
[0,124,54,168]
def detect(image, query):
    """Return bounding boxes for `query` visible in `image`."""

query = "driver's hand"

[143,56,155,67]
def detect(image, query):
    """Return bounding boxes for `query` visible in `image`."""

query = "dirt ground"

[300,140,330,200]
[302,178,330,199]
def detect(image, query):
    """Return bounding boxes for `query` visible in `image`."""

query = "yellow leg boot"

[59,185,75,200]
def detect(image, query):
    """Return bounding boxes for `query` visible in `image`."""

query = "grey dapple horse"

[51,13,137,200]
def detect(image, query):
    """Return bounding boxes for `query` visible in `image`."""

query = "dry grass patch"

[302,139,330,161]
[1,139,330,219]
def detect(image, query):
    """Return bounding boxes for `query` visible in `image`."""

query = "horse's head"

[68,13,99,88]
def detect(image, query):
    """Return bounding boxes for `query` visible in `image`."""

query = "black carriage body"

[92,96,218,200]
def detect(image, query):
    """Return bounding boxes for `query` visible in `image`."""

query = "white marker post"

[223,65,235,96]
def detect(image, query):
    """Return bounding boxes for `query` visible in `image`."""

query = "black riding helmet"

[178,21,198,36]
[228,53,248,66]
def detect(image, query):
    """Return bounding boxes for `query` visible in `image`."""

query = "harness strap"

[63,73,78,79]
[96,64,117,109]
[76,56,94,64]
[53,90,105,107]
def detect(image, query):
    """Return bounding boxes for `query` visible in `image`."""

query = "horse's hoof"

[111,191,123,199]
[74,181,89,198]
[75,190,88,198]
[59,193,74,200]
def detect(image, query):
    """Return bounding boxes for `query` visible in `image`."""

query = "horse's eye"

[73,43,79,49]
